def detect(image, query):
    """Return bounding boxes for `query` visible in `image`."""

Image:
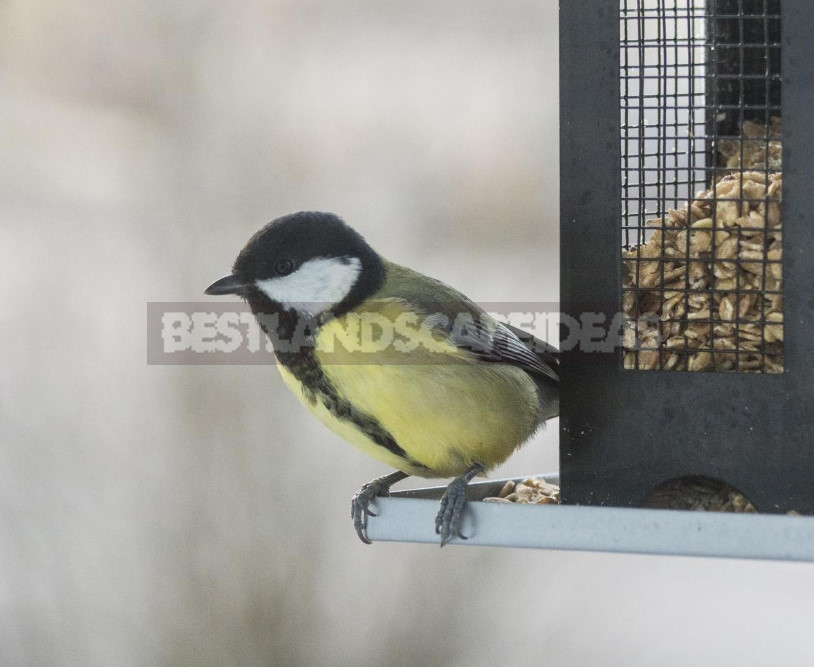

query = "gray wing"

[379,260,559,385]
[445,315,559,385]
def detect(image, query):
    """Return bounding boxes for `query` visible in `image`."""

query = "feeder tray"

[366,475,814,561]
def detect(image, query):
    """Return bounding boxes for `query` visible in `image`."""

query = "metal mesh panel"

[620,0,782,373]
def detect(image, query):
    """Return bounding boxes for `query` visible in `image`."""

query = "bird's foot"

[435,464,484,547]
[351,471,409,544]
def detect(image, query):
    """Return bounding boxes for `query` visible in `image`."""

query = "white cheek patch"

[255,256,362,314]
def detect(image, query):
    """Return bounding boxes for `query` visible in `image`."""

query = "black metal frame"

[559,0,814,513]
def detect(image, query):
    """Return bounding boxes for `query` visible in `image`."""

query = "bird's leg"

[351,470,409,544]
[435,463,484,547]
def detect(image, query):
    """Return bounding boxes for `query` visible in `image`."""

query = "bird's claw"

[434,463,483,547]
[350,471,408,544]
[351,483,387,544]
[435,476,471,546]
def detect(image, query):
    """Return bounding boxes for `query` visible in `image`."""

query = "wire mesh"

[620,0,782,373]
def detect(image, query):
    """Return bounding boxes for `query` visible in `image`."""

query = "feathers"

[374,260,559,386]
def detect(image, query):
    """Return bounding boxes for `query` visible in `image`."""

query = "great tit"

[205,211,559,545]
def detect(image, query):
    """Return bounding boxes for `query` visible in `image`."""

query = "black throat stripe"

[275,346,428,472]
[246,300,428,472]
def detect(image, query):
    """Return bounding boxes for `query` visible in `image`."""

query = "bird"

[205,211,559,545]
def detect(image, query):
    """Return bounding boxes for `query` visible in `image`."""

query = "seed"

[622,122,783,374]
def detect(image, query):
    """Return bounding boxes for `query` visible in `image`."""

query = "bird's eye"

[275,259,295,276]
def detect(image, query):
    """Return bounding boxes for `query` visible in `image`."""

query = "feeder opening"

[640,475,757,512]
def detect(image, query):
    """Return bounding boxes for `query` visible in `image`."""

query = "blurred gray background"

[2,0,813,665]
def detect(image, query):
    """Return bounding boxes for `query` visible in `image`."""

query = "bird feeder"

[367,0,814,559]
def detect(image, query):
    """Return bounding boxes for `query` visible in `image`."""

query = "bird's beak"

[205,274,249,295]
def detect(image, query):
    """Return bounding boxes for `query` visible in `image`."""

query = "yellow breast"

[275,300,542,478]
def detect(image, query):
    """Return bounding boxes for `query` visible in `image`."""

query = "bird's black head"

[205,212,385,317]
